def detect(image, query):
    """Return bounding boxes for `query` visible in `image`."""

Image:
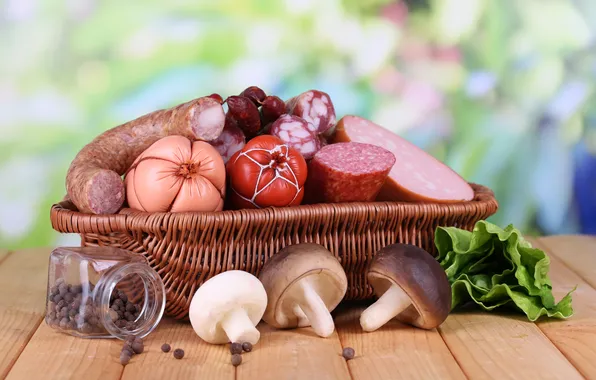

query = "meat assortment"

[305,142,396,203]
[332,115,474,202]
[65,85,475,215]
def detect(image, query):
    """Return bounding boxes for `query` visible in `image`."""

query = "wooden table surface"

[0,235,595,380]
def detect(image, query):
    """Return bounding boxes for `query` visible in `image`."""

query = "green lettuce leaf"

[435,220,575,321]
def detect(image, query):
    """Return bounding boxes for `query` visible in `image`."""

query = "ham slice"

[332,116,474,203]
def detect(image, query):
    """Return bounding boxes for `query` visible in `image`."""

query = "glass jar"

[45,246,166,340]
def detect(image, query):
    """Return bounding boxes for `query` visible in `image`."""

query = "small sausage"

[285,90,336,137]
[304,142,396,204]
[240,86,267,107]
[226,96,261,138]
[270,114,320,160]
[260,95,285,126]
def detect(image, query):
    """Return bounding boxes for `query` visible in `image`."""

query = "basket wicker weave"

[50,183,498,319]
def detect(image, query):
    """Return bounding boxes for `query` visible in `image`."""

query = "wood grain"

[238,323,350,380]
[530,237,596,378]
[0,249,50,379]
[122,319,233,380]
[334,304,465,380]
[439,311,583,379]
[537,235,596,288]
[6,323,122,380]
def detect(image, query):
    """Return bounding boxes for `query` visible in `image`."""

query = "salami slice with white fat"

[305,142,396,203]
[208,120,246,164]
[285,90,336,137]
[332,115,474,202]
[270,114,321,160]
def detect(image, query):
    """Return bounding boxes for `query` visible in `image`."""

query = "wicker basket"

[50,183,498,319]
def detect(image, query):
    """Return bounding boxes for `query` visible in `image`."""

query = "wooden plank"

[6,323,121,380]
[334,304,465,380]
[439,311,582,379]
[537,235,596,289]
[238,322,351,380]
[0,250,10,265]
[122,319,233,380]
[0,249,51,379]
[530,236,596,378]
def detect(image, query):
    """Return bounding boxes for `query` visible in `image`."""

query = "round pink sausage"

[332,115,474,202]
[305,142,396,203]
[269,114,321,160]
[209,119,246,164]
[285,90,337,137]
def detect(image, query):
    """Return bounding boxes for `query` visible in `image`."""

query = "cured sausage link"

[66,96,225,215]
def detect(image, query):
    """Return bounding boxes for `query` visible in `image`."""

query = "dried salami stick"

[66,96,225,214]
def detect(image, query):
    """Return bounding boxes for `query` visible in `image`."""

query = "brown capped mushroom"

[360,243,451,332]
[258,243,348,338]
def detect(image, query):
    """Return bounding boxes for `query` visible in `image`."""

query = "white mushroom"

[189,270,268,345]
[258,243,348,338]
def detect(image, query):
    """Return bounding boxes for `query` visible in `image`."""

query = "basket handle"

[50,198,128,234]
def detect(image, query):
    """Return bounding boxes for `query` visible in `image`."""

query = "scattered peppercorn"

[230,342,243,355]
[342,347,355,360]
[120,352,131,365]
[173,349,185,359]
[121,345,134,357]
[131,341,144,354]
[242,342,252,352]
[161,343,171,353]
[231,354,242,367]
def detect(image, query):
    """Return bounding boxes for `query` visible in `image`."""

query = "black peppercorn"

[173,349,184,359]
[242,342,253,352]
[230,342,243,355]
[342,347,355,360]
[161,343,171,353]
[231,354,242,367]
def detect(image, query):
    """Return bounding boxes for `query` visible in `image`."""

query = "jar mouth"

[95,262,166,340]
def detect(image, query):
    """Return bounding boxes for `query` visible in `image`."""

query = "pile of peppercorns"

[45,279,143,335]
[109,289,142,330]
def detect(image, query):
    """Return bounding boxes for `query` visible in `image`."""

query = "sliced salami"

[208,119,246,164]
[285,90,336,137]
[270,114,321,160]
[304,142,396,203]
[332,115,475,202]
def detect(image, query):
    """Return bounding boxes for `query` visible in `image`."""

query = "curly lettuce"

[435,220,575,321]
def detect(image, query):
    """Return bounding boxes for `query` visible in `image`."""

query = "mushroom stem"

[295,279,335,338]
[220,307,260,345]
[360,283,412,332]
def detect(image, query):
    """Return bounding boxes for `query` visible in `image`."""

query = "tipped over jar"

[45,247,166,340]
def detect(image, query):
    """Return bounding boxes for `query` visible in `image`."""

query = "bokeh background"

[1,0,595,249]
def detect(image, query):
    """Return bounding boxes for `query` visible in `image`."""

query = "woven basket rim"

[50,183,497,234]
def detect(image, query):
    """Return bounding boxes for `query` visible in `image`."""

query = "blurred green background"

[1,0,595,249]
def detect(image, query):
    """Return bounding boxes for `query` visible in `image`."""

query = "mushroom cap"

[367,243,451,329]
[258,243,348,328]
[189,270,267,343]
